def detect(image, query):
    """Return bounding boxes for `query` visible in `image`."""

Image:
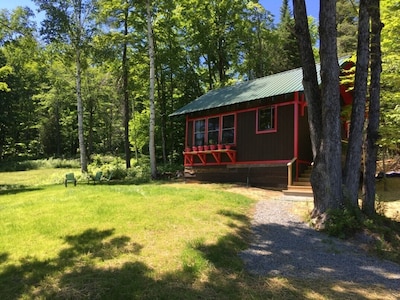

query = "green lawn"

[0,169,398,299]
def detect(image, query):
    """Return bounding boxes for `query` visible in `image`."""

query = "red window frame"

[190,113,236,145]
[256,105,277,134]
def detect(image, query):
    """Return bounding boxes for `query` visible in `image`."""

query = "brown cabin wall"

[236,105,294,161]
[186,102,296,161]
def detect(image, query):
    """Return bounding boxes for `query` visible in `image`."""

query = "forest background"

[0,0,398,179]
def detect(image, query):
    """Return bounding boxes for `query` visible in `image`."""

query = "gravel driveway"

[239,197,400,291]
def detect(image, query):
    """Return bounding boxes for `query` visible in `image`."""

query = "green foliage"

[274,0,302,72]
[88,154,151,182]
[0,8,43,160]
[0,158,80,172]
[0,1,340,170]
[362,213,400,263]
[323,207,363,239]
[129,109,149,155]
[336,0,358,56]
[380,0,400,153]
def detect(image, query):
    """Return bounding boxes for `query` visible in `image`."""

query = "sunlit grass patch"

[0,169,398,299]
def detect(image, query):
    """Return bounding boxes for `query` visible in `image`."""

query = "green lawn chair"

[65,173,77,187]
[88,171,103,185]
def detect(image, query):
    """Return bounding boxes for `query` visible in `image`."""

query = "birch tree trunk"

[123,3,131,169]
[343,0,370,207]
[363,0,383,216]
[147,0,157,179]
[75,0,88,173]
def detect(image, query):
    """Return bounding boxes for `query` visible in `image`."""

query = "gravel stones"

[240,198,400,291]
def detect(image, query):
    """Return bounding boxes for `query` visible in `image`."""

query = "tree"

[343,0,370,207]
[337,0,359,56]
[35,0,97,172]
[36,52,76,157]
[238,3,276,78]
[295,0,383,221]
[275,0,302,71]
[0,7,43,159]
[363,0,383,215]
[129,109,149,158]
[147,0,157,179]
[294,0,343,222]
[96,0,136,169]
[380,0,400,156]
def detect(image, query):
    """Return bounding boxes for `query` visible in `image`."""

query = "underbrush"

[87,154,149,183]
[323,201,400,264]
[87,154,182,183]
[0,155,183,185]
[0,158,80,172]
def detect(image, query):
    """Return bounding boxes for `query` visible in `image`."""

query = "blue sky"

[1,0,320,24]
[259,0,319,23]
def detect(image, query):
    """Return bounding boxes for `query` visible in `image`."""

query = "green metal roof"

[170,57,351,117]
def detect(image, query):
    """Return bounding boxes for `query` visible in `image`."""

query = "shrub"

[323,207,363,239]
[88,154,151,182]
[0,158,80,172]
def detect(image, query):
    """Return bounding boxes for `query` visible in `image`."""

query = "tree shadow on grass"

[0,228,143,299]
[1,212,399,299]
[0,253,8,265]
[0,184,42,195]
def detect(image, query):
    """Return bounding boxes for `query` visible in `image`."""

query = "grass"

[0,169,399,299]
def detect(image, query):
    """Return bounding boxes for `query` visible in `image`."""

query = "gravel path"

[239,197,400,291]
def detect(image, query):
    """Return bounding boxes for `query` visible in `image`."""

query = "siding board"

[236,105,294,161]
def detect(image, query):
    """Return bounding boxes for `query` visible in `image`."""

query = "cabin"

[170,58,353,191]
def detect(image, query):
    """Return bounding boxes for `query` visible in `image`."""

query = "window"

[207,117,219,145]
[194,119,205,146]
[222,114,235,144]
[257,106,276,133]
[192,114,236,146]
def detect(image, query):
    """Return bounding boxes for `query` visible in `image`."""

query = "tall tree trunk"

[76,50,87,172]
[343,0,370,207]
[293,0,321,158]
[75,0,88,173]
[88,96,94,156]
[294,0,343,221]
[155,56,167,164]
[363,0,383,216]
[55,100,61,157]
[316,0,343,216]
[207,56,213,90]
[123,4,131,169]
[147,0,157,179]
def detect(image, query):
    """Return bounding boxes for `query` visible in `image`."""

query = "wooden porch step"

[282,186,313,198]
[283,165,313,198]
[297,177,311,182]
[293,181,311,186]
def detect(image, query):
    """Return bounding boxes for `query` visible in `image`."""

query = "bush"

[324,207,363,239]
[88,154,151,183]
[0,158,80,172]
